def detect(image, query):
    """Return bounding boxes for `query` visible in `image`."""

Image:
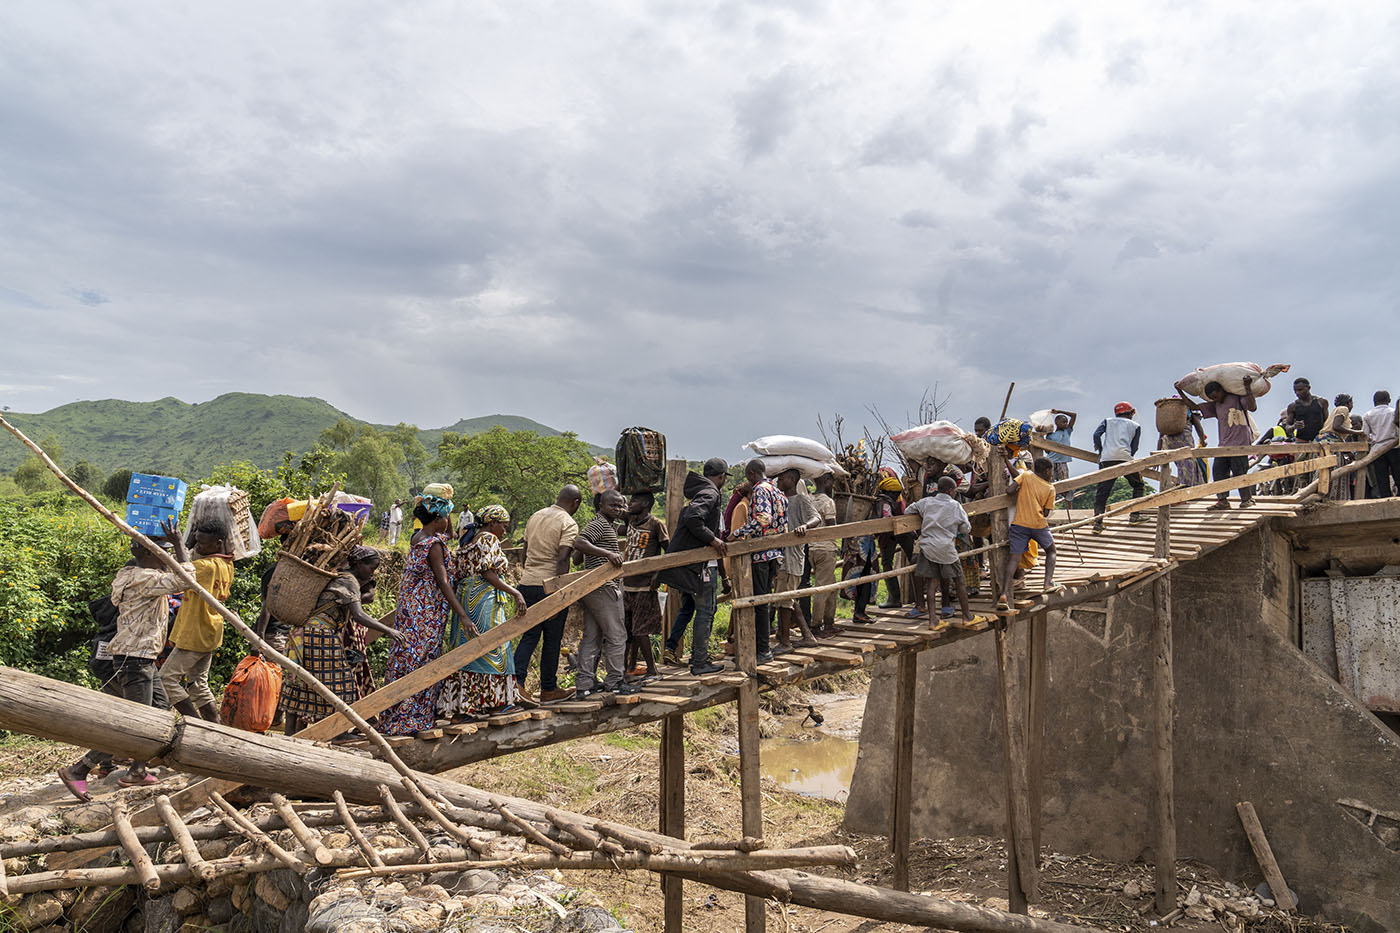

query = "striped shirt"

[580,515,622,592]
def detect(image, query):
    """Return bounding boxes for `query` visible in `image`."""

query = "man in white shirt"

[387,500,403,545]
[1360,391,1400,498]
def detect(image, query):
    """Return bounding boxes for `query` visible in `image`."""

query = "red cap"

[1114,402,1134,416]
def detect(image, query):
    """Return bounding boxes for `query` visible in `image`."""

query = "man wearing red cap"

[1091,402,1147,533]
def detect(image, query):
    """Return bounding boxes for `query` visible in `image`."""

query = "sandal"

[58,767,91,802]
[118,771,160,789]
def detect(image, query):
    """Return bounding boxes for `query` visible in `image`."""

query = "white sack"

[890,421,974,465]
[759,455,849,479]
[187,485,262,561]
[1028,409,1056,433]
[744,435,835,461]
[1177,362,1289,399]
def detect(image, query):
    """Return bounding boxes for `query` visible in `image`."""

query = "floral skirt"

[436,672,515,719]
[281,618,359,721]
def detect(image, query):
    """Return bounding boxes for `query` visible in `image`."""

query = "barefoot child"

[59,520,192,800]
[161,519,235,723]
[622,492,669,679]
[998,458,1059,608]
[905,477,978,623]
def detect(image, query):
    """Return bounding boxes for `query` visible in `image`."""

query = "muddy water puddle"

[758,694,865,801]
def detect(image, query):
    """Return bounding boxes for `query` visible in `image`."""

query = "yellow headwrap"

[878,475,904,493]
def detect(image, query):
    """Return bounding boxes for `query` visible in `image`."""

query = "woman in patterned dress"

[280,546,402,735]
[437,505,526,720]
[378,497,469,735]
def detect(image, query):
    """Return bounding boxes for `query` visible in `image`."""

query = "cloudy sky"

[1,1,1397,458]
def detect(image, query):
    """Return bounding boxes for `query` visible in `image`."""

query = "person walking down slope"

[1175,374,1259,510]
[1092,402,1147,533]
[658,458,730,675]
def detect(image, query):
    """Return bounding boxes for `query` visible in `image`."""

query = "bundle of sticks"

[281,485,363,571]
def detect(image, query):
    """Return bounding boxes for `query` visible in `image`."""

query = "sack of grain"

[890,421,974,465]
[1028,409,1056,433]
[744,435,835,462]
[1177,362,1289,399]
[187,485,261,560]
[759,455,849,480]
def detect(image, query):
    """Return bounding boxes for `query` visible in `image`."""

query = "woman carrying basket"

[280,546,402,736]
[437,505,526,720]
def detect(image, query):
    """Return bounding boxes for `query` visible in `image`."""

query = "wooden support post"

[1235,802,1294,912]
[661,458,689,640]
[994,625,1038,910]
[1026,611,1048,859]
[732,559,766,933]
[988,446,1009,604]
[889,652,917,891]
[1152,506,1177,915]
[660,712,686,932]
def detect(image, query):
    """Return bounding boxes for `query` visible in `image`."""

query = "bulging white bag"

[759,455,849,479]
[890,421,974,465]
[1177,362,1289,399]
[1028,409,1056,433]
[744,435,835,462]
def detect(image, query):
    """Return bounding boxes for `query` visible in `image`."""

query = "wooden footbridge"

[0,412,1375,933]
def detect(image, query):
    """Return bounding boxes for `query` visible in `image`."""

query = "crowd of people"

[55,374,1400,794]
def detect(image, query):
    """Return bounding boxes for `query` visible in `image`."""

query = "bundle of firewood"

[282,486,363,571]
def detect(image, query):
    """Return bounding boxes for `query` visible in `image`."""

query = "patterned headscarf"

[877,475,904,493]
[420,494,454,517]
[477,504,510,526]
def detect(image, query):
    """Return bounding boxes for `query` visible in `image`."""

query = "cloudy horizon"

[2,1,1398,460]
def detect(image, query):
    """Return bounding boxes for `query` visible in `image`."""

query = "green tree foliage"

[437,426,593,535]
[68,460,103,493]
[318,418,359,452]
[388,422,430,491]
[101,469,133,501]
[12,457,55,494]
[340,430,407,508]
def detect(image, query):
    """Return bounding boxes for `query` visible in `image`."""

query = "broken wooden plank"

[1236,802,1294,912]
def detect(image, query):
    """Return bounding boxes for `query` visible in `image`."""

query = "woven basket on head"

[1155,398,1190,436]
[267,551,338,626]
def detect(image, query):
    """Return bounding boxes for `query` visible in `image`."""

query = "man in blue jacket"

[1092,402,1148,533]
[658,458,730,675]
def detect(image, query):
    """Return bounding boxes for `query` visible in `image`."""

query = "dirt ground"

[0,678,1348,933]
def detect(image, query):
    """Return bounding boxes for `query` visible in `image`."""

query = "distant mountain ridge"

[0,393,601,479]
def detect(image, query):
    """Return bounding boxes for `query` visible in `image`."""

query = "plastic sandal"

[58,767,91,802]
[939,606,956,618]
[118,772,159,789]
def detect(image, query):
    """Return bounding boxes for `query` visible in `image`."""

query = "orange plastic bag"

[220,655,283,733]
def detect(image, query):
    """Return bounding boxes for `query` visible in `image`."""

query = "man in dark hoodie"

[658,457,729,675]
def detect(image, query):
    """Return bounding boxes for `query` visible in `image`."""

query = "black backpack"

[615,427,667,495]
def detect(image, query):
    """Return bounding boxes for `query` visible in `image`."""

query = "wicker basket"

[1155,398,1190,436]
[834,493,876,525]
[266,551,338,626]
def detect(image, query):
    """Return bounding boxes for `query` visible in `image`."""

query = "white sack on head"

[889,421,974,465]
[1028,409,1056,433]
[1177,362,1289,398]
[744,435,835,462]
[758,455,849,480]
[187,484,262,561]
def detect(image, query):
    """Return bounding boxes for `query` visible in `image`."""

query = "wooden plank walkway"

[343,495,1307,774]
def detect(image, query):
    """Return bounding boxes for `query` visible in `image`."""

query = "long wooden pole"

[890,651,917,891]
[1026,611,1048,859]
[660,712,686,932]
[732,559,766,933]
[1235,802,1294,912]
[1152,506,1177,915]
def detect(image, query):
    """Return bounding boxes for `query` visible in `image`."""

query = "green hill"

[0,393,600,479]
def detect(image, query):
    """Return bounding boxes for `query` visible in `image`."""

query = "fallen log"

[0,667,1097,933]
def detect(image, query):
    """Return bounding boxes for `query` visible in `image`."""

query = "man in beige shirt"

[513,485,582,702]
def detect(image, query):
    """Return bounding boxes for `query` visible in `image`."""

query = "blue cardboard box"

[127,473,188,510]
[126,503,179,536]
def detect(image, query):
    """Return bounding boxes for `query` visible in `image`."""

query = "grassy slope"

[0,394,604,477]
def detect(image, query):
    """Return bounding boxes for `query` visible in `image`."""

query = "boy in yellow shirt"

[997,458,1059,608]
[161,520,234,722]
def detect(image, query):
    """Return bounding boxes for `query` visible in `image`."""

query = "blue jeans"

[668,577,718,670]
[513,585,566,692]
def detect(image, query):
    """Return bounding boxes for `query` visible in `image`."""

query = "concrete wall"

[845,527,1400,931]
